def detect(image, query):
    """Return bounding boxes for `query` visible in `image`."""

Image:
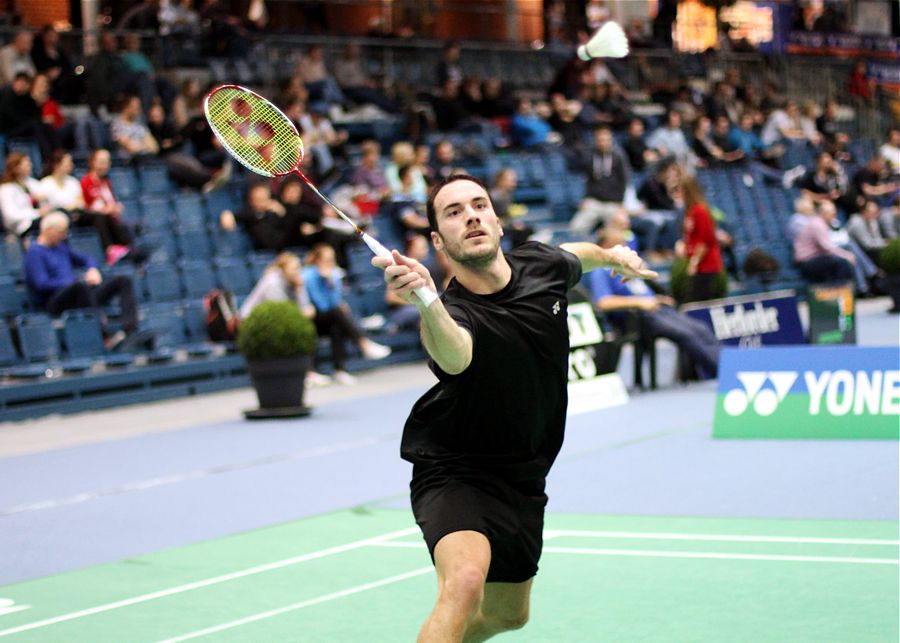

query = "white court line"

[0,527,419,638]
[157,567,434,643]
[370,541,899,565]
[541,530,900,546]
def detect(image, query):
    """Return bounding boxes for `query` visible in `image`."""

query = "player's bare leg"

[463,579,533,642]
[418,531,491,642]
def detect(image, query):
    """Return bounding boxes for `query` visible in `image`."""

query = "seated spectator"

[384,234,447,333]
[816,100,850,157]
[23,212,137,346]
[333,42,398,113]
[646,110,695,171]
[692,116,744,167]
[84,31,132,115]
[435,41,463,86]
[490,168,532,248]
[39,150,85,216]
[350,140,391,201]
[798,100,823,147]
[0,72,57,160]
[793,200,855,285]
[799,151,854,212]
[0,31,35,85]
[590,227,720,377]
[622,117,659,172]
[847,201,889,264]
[637,160,681,212]
[787,194,816,240]
[32,72,103,151]
[570,127,630,236]
[510,98,552,149]
[120,33,175,115]
[760,100,806,148]
[387,165,431,238]
[415,144,435,187]
[853,157,899,204]
[0,152,49,238]
[430,79,469,132]
[385,142,427,203]
[480,77,515,119]
[846,60,875,103]
[430,140,458,183]
[278,178,356,265]
[221,183,291,252]
[79,149,135,257]
[295,44,344,107]
[171,78,204,130]
[31,25,80,104]
[547,93,585,153]
[879,128,900,177]
[111,94,159,162]
[301,102,348,177]
[303,244,391,385]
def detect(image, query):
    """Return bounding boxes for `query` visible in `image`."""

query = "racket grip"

[362,233,438,307]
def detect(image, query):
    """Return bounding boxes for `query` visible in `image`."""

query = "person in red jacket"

[682,175,723,302]
[79,148,134,262]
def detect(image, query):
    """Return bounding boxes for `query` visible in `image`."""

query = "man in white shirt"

[0,32,36,86]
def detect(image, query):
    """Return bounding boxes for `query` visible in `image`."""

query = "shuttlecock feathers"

[577,21,629,60]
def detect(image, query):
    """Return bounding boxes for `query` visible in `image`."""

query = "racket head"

[204,84,304,177]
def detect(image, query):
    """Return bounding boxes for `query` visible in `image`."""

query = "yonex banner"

[681,290,805,347]
[567,302,628,416]
[714,347,900,439]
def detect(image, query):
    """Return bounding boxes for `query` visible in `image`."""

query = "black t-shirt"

[402,242,583,483]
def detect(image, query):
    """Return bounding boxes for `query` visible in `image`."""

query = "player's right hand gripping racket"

[204,84,438,307]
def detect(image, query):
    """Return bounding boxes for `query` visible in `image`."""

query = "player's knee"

[485,608,529,632]
[441,565,486,608]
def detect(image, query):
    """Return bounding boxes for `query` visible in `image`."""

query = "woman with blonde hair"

[303,244,391,385]
[681,175,724,302]
[385,141,428,202]
[0,152,50,237]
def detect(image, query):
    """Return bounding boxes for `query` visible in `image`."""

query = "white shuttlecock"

[577,21,629,60]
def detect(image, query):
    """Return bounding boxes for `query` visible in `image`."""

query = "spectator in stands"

[350,140,391,200]
[84,31,130,114]
[847,201,889,264]
[430,140,458,183]
[681,175,723,302]
[692,116,744,168]
[787,194,816,240]
[171,77,204,130]
[798,100,823,147]
[799,151,852,210]
[853,157,898,205]
[436,41,463,86]
[816,100,849,154]
[24,212,137,346]
[385,142,428,203]
[415,144,436,187]
[622,117,659,172]
[490,168,532,248]
[121,32,174,115]
[0,31,35,85]
[430,79,468,132]
[278,177,356,265]
[793,200,855,285]
[303,243,391,385]
[881,198,900,239]
[221,183,292,252]
[880,128,900,177]
[295,44,344,107]
[591,227,720,377]
[547,93,585,153]
[333,42,398,114]
[111,94,159,162]
[0,152,48,238]
[570,127,630,236]
[480,77,515,119]
[32,72,102,152]
[728,111,767,160]
[31,25,79,104]
[460,77,484,118]
[637,160,681,212]
[647,110,695,171]
[760,100,806,148]
[79,149,135,257]
[846,60,875,103]
[39,150,84,218]
[0,72,57,160]
[387,165,431,238]
[510,98,552,149]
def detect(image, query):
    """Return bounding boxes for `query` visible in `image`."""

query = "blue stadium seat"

[144,264,183,302]
[0,276,25,317]
[204,190,239,224]
[15,313,92,373]
[108,167,139,200]
[214,229,252,256]
[67,230,106,266]
[119,198,142,226]
[0,236,23,277]
[139,164,174,194]
[138,232,178,264]
[173,194,206,229]
[248,253,276,280]
[61,310,134,367]
[180,260,217,299]
[213,257,254,297]
[175,228,213,260]
[139,197,173,231]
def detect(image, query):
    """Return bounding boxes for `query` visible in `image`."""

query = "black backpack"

[204,289,239,341]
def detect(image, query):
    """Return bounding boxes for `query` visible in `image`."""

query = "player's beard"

[438,230,501,269]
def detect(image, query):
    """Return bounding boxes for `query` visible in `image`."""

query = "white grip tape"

[362,233,438,307]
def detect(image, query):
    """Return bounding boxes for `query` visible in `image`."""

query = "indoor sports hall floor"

[0,299,897,642]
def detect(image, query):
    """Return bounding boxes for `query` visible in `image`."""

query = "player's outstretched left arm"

[560,242,658,281]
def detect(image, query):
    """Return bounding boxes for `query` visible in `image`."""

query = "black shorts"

[410,472,548,583]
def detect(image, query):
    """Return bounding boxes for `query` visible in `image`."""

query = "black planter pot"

[887,274,900,313]
[244,355,313,419]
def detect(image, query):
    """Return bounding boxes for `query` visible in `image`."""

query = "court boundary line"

[542,530,900,546]
[0,527,419,638]
[370,541,899,565]
[157,566,434,643]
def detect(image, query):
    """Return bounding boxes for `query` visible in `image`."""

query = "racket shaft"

[362,233,438,307]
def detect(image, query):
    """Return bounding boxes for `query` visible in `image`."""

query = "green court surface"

[0,509,897,642]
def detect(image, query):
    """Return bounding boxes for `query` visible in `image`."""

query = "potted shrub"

[238,301,317,419]
[879,238,900,313]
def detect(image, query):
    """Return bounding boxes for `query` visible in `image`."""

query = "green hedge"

[237,301,317,361]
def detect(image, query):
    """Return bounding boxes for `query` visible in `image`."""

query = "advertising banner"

[682,290,805,347]
[714,347,900,439]
[567,302,629,416]
[786,31,900,59]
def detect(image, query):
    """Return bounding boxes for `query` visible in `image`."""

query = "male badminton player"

[372,175,656,642]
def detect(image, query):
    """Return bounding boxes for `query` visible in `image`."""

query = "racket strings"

[205,86,302,176]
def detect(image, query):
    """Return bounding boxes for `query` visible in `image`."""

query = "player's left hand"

[607,245,658,282]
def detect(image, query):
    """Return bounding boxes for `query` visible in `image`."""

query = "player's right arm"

[373,250,472,375]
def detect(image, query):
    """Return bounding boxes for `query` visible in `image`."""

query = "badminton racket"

[204,84,438,307]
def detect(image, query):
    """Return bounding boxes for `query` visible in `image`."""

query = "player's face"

[432,180,503,268]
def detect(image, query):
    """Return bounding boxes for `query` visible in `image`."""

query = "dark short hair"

[426,173,489,232]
